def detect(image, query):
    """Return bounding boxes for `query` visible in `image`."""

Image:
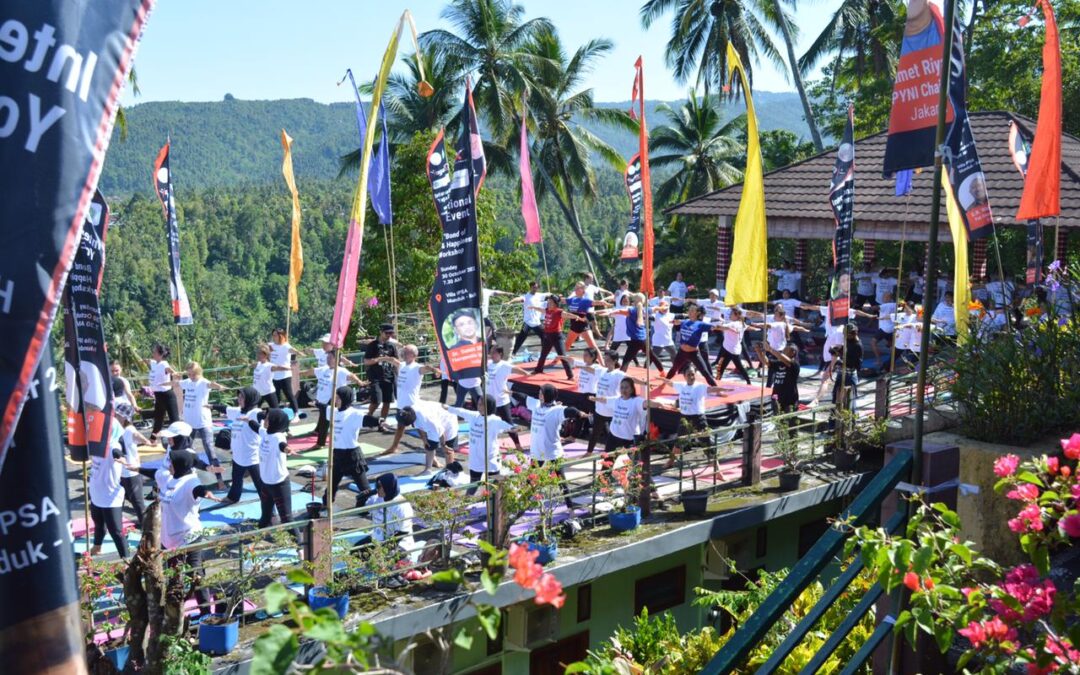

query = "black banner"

[63,191,113,462]
[1009,121,1043,284]
[0,0,152,470]
[941,10,994,240]
[427,87,484,381]
[153,141,194,325]
[828,107,856,326]
[622,153,642,259]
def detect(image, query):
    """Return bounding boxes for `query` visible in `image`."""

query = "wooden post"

[741,417,761,486]
[716,218,732,290]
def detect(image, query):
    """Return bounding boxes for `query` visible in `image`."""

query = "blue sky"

[125,1,841,106]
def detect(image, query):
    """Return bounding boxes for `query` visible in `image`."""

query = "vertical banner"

[64,191,114,461]
[153,142,194,325]
[622,154,643,259]
[944,173,972,340]
[282,130,303,313]
[883,0,953,174]
[723,43,769,305]
[1016,0,1061,221]
[519,99,542,245]
[428,86,484,381]
[630,58,655,295]
[828,107,856,327]
[0,0,154,666]
[1009,122,1044,283]
[940,5,994,239]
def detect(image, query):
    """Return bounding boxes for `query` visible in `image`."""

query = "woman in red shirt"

[532,295,575,380]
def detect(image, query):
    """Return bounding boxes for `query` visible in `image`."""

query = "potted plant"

[774,423,807,490]
[596,452,645,532]
[80,555,130,671]
[409,487,472,591]
[671,423,709,517]
[498,454,567,565]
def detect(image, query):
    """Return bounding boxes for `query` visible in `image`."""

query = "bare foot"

[89,545,101,556]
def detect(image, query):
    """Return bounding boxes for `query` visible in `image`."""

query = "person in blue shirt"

[564,282,600,352]
[665,304,719,385]
[599,293,649,372]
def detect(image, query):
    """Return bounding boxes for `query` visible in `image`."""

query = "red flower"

[512,464,523,474]
[1009,504,1045,533]
[958,617,1017,651]
[1043,635,1080,664]
[994,454,1021,477]
[923,577,935,590]
[508,543,543,589]
[1062,433,1080,460]
[990,564,1056,623]
[533,573,566,608]
[1061,466,1072,478]
[1006,483,1041,502]
[1059,513,1080,538]
[527,473,539,483]
[903,572,921,592]
[1046,456,1060,475]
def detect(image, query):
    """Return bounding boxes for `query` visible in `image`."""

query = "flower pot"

[305,501,323,519]
[198,616,239,655]
[308,586,349,619]
[832,450,858,470]
[609,506,642,532]
[526,539,558,566]
[104,644,130,671]
[681,490,709,517]
[778,471,802,491]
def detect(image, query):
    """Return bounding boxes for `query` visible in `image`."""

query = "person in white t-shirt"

[223,386,265,504]
[383,344,440,452]
[774,290,803,324]
[528,384,584,508]
[393,399,460,472]
[892,303,919,369]
[661,367,728,468]
[978,304,1008,341]
[853,262,879,307]
[487,345,529,452]
[299,350,363,449]
[590,378,661,454]
[367,473,417,554]
[449,395,521,492]
[253,343,287,409]
[251,408,297,531]
[110,362,138,411]
[559,346,605,396]
[668,272,689,313]
[173,361,227,490]
[871,292,898,363]
[508,281,550,355]
[146,343,178,440]
[932,292,958,339]
[310,333,355,369]
[874,271,898,306]
[88,419,135,558]
[984,275,1016,309]
[114,401,151,528]
[648,302,677,369]
[585,351,644,454]
[269,328,301,413]
[771,261,803,298]
[714,307,752,385]
[325,387,375,508]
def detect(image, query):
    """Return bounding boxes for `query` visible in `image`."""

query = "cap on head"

[320,333,332,344]
[159,421,193,439]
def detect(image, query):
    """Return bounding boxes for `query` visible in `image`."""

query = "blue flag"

[344,69,393,226]
[895,169,913,197]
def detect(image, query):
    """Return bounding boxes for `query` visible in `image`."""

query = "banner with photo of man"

[883,0,953,174]
[64,190,113,461]
[427,86,485,381]
[153,141,194,325]
[622,153,642,259]
[828,107,856,326]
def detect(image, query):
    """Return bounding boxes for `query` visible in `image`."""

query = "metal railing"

[699,447,914,675]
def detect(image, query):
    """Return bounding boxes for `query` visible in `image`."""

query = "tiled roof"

[667,112,1080,239]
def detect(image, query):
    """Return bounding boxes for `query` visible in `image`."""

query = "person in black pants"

[832,325,863,411]
[114,402,150,528]
[509,281,548,355]
[714,308,752,385]
[765,343,801,414]
[270,328,301,413]
[667,305,719,386]
[324,387,375,508]
[363,324,399,425]
[147,344,178,439]
[533,295,575,379]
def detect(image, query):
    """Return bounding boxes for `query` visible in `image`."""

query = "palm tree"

[384,47,463,141]
[641,0,824,151]
[650,91,745,237]
[523,31,636,284]
[799,0,900,87]
[421,0,554,141]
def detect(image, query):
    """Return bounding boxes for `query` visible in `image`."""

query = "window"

[798,518,830,557]
[634,565,686,615]
[577,584,592,623]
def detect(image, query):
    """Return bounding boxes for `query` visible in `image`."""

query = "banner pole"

[81,461,91,571]
[890,193,913,376]
[388,224,399,334]
[640,301,652,517]
[989,226,1014,335]
[326,389,336,551]
[539,236,552,293]
[174,324,182,367]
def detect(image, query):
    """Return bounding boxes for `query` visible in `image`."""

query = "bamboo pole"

[539,236,553,293]
[889,192,912,376]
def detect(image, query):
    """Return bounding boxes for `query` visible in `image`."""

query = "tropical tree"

[799,0,901,88]
[420,0,554,141]
[523,31,636,284]
[650,92,746,213]
[383,47,464,141]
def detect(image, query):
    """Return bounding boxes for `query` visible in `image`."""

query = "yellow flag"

[282,129,302,313]
[724,43,768,305]
[943,173,971,342]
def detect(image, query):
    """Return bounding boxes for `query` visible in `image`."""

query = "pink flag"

[329,219,362,347]
[519,107,542,244]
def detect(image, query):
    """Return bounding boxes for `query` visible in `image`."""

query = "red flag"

[1016,0,1061,220]
[330,219,362,348]
[520,97,542,244]
[633,57,655,297]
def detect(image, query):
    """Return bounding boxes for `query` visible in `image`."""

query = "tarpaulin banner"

[883,0,954,174]
[1016,0,1061,221]
[64,190,113,461]
[427,87,484,381]
[622,153,642,259]
[630,57,654,294]
[941,7,994,240]
[153,142,194,325]
[828,107,856,327]
[0,0,154,660]
[519,96,542,245]
[1010,121,1044,284]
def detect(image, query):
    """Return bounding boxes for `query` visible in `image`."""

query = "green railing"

[700,447,913,675]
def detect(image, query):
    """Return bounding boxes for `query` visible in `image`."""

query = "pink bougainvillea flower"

[1071,483,1080,500]
[1009,504,1045,533]
[1006,483,1041,502]
[994,454,1021,477]
[959,617,1017,651]
[508,543,543,590]
[991,564,1057,623]
[1062,433,1080,460]
[1044,635,1080,664]
[367,296,379,308]
[1045,456,1060,475]
[533,573,566,608]
[1059,513,1080,539]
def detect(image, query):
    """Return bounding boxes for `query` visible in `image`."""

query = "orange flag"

[1016,0,1061,220]
[631,57,654,296]
[281,129,303,313]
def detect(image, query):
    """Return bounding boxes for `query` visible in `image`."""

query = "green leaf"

[912,545,934,575]
[1016,471,1045,487]
[431,569,464,586]
[933,624,954,654]
[286,568,315,585]
[476,604,501,640]
[264,582,291,615]
[948,543,972,565]
[251,625,299,675]
[912,606,934,635]
[1033,545,1051,576]
[477,540,497,555]
[894,610,912,628]
[454,626,474,650]
[303,615,348,643]
[957,650,973,671]
[481,570,499,596]
[564,664,591,674]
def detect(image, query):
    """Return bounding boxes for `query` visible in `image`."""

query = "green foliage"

[160,634,212,675]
